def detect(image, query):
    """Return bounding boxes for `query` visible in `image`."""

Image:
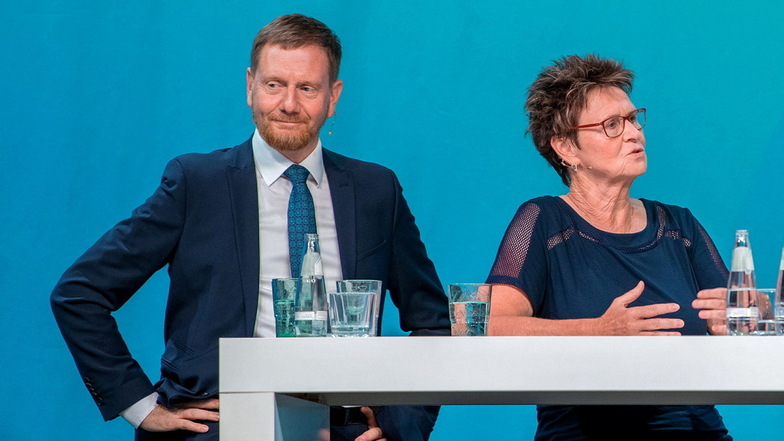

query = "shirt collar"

[251,129,325,187]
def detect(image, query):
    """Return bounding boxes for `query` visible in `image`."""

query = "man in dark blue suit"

[51,14,450,441]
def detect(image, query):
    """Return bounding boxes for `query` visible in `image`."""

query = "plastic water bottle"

[726,230,758,335]
[295,233,328,337]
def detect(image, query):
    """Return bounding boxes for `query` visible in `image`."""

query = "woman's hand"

[489,282,683,336]
[692,287,727,335]
[596,281,684,335]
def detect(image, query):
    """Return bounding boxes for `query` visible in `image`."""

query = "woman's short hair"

[525,54,634,186]
[250,14,342,83]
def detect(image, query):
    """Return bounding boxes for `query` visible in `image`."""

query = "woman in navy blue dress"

[486,54,732,440]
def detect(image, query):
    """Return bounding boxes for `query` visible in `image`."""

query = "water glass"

[330,280,382,337]
[448,283,492,336]
[777,289,784,336]
[271,278,298,337]
[756,288,779,336]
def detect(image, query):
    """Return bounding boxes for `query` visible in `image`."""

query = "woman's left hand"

[692,288,727,335]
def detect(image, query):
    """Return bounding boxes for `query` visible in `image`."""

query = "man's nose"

[280,87,300,113]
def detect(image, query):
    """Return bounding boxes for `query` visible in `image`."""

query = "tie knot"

[284,164,310,184]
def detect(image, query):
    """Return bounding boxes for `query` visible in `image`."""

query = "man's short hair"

[250,14,342,83]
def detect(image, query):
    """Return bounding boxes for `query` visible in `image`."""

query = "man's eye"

[604,118,620,130]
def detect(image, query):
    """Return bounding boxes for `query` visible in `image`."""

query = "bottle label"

[295,311,328,321]
[730,247,755,271]
[726,307,758,318]
[301,251,324,276]
[296,311,315,320]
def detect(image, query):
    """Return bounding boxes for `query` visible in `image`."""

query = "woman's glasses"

[572,108,646,138]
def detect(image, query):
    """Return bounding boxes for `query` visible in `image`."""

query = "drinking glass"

[271,278,298,337]
[448,283,492,336]
[331,280,382,337]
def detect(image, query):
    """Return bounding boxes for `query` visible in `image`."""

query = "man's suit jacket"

[51,138,450,439]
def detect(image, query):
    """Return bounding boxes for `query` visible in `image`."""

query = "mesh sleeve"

[486,201,548,304]
[686,210,729,289]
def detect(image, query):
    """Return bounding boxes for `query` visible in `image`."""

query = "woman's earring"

[561,158,578,171]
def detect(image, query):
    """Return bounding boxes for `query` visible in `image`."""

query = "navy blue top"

[487,196,732,440]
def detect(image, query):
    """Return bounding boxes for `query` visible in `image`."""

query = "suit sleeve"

[376,174,448,440]
[376,405,441,441]
[386,173,451,335]
[50,158,187,420]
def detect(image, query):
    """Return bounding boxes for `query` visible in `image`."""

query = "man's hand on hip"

[139,398,220,433]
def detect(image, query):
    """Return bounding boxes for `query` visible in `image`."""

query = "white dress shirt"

[121,131,344,427]
[251,129,343,337]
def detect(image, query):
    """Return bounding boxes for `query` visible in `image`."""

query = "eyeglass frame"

[571,108,646,138]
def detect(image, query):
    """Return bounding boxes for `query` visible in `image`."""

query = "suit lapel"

[227,139,260,336]
[324,149,357,279]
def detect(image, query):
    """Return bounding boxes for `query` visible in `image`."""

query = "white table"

[219,336,784,440]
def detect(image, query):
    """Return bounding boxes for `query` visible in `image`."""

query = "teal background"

[3,1,784,439]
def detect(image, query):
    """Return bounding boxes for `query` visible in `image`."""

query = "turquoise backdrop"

[3,1,784,440]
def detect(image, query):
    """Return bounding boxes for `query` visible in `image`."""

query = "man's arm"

[50,158,187,420]
[386,172,451,335]
[382,172,449,440]
[120,392,158,428]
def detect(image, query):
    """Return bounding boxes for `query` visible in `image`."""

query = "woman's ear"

[550,135,578,165]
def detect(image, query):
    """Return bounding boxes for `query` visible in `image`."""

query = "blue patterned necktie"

[284,164,317,276]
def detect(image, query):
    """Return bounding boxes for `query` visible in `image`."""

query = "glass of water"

[448,283,492,336]
[330,280,382,337]
[271,278,299,337]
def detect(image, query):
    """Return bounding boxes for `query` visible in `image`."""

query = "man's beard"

[254,108,323,152]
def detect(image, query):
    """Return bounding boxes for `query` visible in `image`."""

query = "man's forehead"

[255,44,331,81]
[258,44,329,65]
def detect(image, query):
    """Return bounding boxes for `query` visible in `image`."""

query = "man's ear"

[245,67,254,108]
[327,80,343,118]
